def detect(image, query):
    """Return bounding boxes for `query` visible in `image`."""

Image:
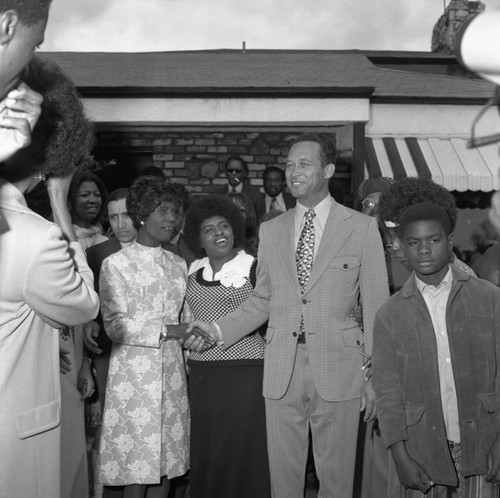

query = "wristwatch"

[160,324,168,342]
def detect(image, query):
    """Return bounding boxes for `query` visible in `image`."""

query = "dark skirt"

[188,359,271,498]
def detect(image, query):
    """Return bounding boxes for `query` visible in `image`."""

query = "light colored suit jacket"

[0,179,99,498]
[217,198,389,401]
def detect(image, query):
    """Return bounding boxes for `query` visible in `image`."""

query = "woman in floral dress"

[98,177,196,498]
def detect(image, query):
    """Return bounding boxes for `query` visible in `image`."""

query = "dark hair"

[400,201,453,236]
[170,181,191,212]
[225,155,248,174]
[68,171,109,226]
[290,133,336,166]
[18,56,95,176]
[108,188,128,204]
[140,166,165,178]
[127,177,184,230]
[183,195,246,258]
[379,177,457,230]
[0,0,51,25]
[228,192,257,240]
[263,166,285,182]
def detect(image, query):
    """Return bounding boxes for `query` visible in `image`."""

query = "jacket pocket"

[478,392,497,456]
[15,399,60,439]
[342,326,364,348]
[329,256,361,271]
[405,404,428,464]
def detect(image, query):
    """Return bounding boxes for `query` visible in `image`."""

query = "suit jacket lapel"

[304,202,353,295]
[276,210,303,297]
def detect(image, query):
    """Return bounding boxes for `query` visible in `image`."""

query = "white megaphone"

[456,7,500,85]
[455,7,500,148]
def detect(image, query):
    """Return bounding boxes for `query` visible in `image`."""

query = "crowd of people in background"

[2,2,500,498]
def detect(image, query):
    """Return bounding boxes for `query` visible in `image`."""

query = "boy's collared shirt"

[415,266,460,442]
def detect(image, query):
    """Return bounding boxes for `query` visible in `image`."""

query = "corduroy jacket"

[373,266,500,486]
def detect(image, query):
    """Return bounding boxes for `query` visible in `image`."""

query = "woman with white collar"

[183,195,271,498]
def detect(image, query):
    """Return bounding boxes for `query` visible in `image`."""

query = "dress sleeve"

[24,224,99,328]
[99,256,163,348]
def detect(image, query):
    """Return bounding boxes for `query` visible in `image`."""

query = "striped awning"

[365,136,500,192]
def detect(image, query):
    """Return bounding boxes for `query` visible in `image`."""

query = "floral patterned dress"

[97,242,190,485]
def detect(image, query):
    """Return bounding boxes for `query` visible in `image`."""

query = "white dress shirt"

[265,193,287,213]
[416,267,460,442]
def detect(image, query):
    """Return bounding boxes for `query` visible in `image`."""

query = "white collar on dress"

[189,250,253,288]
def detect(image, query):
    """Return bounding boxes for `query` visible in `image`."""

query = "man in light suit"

[262,166,296,213]
[215,155,265,222]
[188,133,390,497]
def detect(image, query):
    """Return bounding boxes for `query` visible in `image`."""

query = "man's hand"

[0,82,43,162]
[183,320,218,352]
[360,378,377,422]
[391,441,434,493]
[486,434,500,484]
[60,341,72,374]
[83,321,102,355]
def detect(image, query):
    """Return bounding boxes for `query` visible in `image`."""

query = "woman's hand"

[77,358,95,400]
[59,342,72,374]
[0,82,43,163]
[83,321,102,355]
[166,323,216,347]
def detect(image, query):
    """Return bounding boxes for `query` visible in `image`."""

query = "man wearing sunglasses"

[216,155,265,222]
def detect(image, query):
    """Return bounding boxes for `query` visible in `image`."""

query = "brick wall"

[95,129,353,203]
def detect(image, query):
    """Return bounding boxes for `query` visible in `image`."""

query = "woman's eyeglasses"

[362,198,378,210]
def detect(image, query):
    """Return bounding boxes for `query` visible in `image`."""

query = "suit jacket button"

[292,332,297,337]
[302,299,307,304]
[356,340,360,345]
[343,263,348,269]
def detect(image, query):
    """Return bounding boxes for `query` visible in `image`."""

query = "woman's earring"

[140,220,145,226]
[34,171,47,184]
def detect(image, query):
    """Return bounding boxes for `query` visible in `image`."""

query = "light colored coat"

[0,179,99,498]
[98,243,190,485]
[218,198,389,401]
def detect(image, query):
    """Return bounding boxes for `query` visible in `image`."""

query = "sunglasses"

[227,169,243,174]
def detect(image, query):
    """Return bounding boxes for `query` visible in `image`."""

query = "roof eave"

[371,95,493,104]
[77,86,375,98]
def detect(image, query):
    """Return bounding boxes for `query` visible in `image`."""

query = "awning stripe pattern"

[365,136,500,192]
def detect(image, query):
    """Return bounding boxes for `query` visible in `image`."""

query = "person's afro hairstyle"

[0,0,51,25]
[20,55,95,176]
[399,201,453,236]
[126,177,184,230]
[183,195,246,258]
[378,177,457,230]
